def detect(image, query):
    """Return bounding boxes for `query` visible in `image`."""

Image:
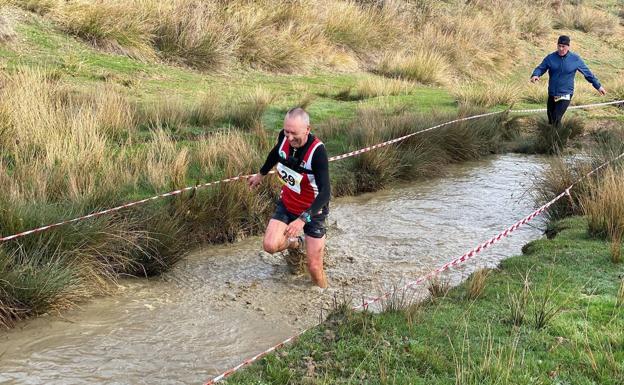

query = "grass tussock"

[53,0,156,59]
[581,167,624,262]
[225,87,274,130]
[0,7,17,41]
[427,276,451,299]
[330,107,516,195]
[532,156,594,221]
[506,275,530,327]
[231,3,323,73]
[375,50,450,85]
[453,325,521,385]
[530,274,566,329]
[607,77,624,101]
[353,76,414,99]
[139,95,192,131]
[466,268,491,300]
[453,81,521,108]
[153,0,235,70]
[320,0,406,56]
[555,5,618,35]
[522,82,548,104]
[571,81,601,106]
[531,115,586,154]
[11,0,58,15]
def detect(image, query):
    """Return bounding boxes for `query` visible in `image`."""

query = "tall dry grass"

[354,76,414,99]
[532,156,595,221]
[10,0,58,14]
[0,68,276,327]
[0,6,16,41]
[9,0,555,78]
[555,5,618,35]
[522,82,548,104]
[52,0,156,58]
[375,50,450,85]
[331,107,514,195]
[320,1,406,56]
[225,87,274,130]
[453,81,521,108]
[580,167,624,262]
[152,0,235,70]
[607,76,624,101]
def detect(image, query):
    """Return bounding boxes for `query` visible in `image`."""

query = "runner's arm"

[305,145,330,215]
[259,131,284,175]
[531,56,549,78]
[577,59,601,90]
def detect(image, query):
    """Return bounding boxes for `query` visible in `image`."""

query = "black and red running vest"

[276,135,324,215]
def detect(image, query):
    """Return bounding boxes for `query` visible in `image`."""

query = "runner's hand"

[285,218,305,238]
[530,76,540,84]
[248,174,263,189]
[598,86,606,96]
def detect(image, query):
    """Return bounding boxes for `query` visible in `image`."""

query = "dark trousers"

[546,95,571,127]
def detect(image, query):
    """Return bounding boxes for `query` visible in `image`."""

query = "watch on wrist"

[299,211,312,223]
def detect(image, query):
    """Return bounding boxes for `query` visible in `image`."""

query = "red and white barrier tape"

[511,99,624,114]
[1,99,622,244]
[0,175,256,242]
[204,149,624,384]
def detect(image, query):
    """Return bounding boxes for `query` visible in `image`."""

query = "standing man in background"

[248,108,330,288]
[530,35,606,128]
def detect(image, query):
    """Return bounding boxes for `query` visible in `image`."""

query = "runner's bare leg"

[263,219,299,253]
[305,235,328,288]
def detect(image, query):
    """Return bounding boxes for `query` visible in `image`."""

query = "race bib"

[554,94,571,102]
[276,163,303,193]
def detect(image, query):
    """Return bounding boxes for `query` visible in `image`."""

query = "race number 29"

[276,163,303,194]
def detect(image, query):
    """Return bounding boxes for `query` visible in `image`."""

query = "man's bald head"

[283,107,311,148]
[284,107,310,127]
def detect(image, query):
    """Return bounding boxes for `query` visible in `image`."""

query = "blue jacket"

[531,51,601,96]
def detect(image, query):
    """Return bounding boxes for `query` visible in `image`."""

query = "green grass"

[226,217,624,384]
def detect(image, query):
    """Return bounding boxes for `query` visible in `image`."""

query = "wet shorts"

[271,201,328,239]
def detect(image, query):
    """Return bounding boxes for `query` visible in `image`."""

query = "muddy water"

[0,154,548,385]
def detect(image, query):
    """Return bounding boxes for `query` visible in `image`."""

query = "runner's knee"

[307,257,323,273]
[263,239,281,254]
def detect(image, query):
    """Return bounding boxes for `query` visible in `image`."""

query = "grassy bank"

[0,0,623,328]
[226,216,623,384]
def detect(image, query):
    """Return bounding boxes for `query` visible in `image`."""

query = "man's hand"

[598,86,606,96]
[530,76,540,84]
[248,174,264,189]
[284,218,305,238]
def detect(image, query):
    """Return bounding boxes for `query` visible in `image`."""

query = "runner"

[248,108,330,288]
[530,35,607,128]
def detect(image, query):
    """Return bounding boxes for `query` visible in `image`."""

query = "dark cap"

[557,35,570,46]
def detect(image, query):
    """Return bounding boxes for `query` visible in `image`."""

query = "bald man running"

[248,108,330,288]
